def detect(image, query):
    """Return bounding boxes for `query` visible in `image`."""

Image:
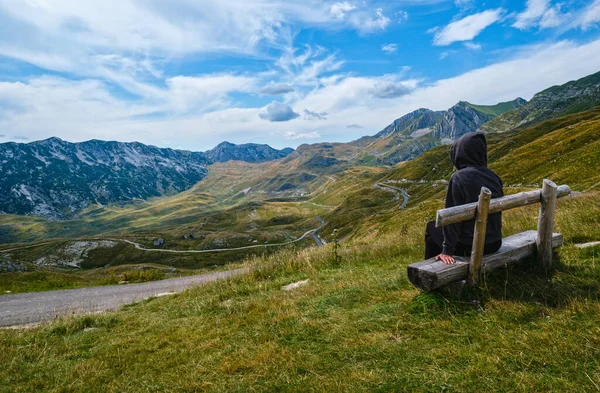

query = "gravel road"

[0,268,248,327]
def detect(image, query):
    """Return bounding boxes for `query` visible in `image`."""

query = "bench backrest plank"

[436,184,571,227]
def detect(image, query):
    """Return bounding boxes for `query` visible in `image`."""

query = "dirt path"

[0,268,249,327]
[0,242,51,253]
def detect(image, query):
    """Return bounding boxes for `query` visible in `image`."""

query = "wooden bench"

[407,180,571,292]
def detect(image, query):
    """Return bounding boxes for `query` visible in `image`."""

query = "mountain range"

[0,138,293,218]
[205,141,294,163]
[481,71,600,133]
[1,70,599,219]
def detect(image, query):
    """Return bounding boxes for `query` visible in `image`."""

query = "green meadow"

[1,190,599,392]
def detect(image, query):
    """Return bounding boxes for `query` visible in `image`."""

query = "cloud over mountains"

[0,0,599,149]
[259,101,300,122]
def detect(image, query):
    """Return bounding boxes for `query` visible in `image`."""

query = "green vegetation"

[481,71,600,133]
[1,192,599,392]
[465,98,526,117]
[2,107,600,294]
[2,94,600,390]
[0,263,205,294]
[388,107,600,191]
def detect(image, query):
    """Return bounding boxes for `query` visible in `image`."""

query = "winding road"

[0,268,249,327]
[103,216,326,252]
[373,183,410,209]
[0,217,327,258]
[0,217,328,327]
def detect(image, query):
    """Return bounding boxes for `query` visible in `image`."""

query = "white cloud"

[513,0,565,30]
[360,8,391,31]
[370,81,413,98]
[286,38,600,144]
[276,46,344,87]
[330,2,356,19]
[439,50,454,59]
[303,109,328,120]
[381,43,398,54]
[328,2,390,32]
[166,74,257,113]
[396,10,409,23]
[464,42,482,51]
[580,0,600,30]
[259,101,300,122]
[433,9,504,46]
[2,8,600,152]
[282,130,321,139]
[454,0,473,9]
[260,83,295,95]
[0,0,392,99]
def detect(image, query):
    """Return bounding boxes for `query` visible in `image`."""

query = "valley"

[4,2,600,390]
[1,72,599,296]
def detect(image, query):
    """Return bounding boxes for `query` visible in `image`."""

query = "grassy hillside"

[2,102,600,391]
[1,191,599,392]
[388,107,600,191]
[2,107,599,294]
[481,71,600,133]
[466,98,526,117]
[489,109,600,190]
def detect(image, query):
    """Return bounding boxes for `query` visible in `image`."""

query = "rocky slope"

[435,100,525,141]
[0,138,212,218]
[481,71,600,132]
[205,141,293,163]
[353,98,526,165]
[372,108,444,140]
[0,138,295,219]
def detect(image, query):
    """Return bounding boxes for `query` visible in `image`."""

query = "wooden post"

[469,187,492,284]
[537,179,558,269]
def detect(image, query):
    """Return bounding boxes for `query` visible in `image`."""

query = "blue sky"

[0,0,600,151]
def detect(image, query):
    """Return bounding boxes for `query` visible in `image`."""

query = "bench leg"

[537,179,558,270]
[469,187,492,284]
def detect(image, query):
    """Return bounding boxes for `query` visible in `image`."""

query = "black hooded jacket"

[442,132,503,255]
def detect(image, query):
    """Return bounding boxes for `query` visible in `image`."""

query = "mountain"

[435,99,527,141]
[205,141,293,163]
[481,71,600,133]
[373,108,444,139]
[352,98,526,166]
[0,138,211,218]
[0,138,295,219]
[391,106,600,188]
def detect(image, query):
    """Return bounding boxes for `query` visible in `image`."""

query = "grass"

[1,191,599,392]
[388,108,600,191]
[0,263,220,294]
[466,98,526,117]
[2,108,599,295]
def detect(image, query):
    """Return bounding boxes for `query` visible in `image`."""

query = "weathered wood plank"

[469,187,491,284]
[407,230,564,292]
[436,185,571,227]
[537,179,558,269]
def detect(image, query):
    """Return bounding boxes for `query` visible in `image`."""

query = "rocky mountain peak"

[205,142,293,163]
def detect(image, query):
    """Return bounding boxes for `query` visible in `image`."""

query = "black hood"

[450,132,488,169]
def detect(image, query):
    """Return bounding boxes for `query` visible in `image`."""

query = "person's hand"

[435,254,455,264]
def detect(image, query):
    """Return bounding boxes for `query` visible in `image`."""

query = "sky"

[0,0,600,151]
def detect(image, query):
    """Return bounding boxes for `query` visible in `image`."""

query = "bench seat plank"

[407,230,564,292]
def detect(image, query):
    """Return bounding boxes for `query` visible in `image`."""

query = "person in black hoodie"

[425,132,503,264]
